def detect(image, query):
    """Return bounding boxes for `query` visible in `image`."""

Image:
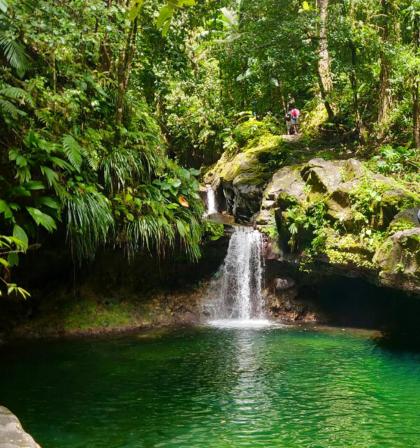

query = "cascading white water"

[206,185,217,215]
[205,226,269,327]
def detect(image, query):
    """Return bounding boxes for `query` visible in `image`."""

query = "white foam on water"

[207,319,274,329]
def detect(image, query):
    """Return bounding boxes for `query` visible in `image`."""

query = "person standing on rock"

[290,107,300,134]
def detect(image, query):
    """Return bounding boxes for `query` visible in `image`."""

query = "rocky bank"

[0,407,40,448]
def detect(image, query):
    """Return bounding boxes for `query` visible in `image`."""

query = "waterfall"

[206,185,217,215]
[205,226,269,327]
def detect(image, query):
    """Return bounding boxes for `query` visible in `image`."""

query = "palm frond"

[66,189,114,261]
[101,148,149,194]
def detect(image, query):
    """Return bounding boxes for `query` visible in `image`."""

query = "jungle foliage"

[0,0,205,295]
[0,0,419,296]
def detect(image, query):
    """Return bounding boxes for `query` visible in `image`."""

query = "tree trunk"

[349,40,364,141]
[377,55,391,127]
[115,17,138,125]
[317,0,334,121]
[377,0,396,131]
[413,14,420,148]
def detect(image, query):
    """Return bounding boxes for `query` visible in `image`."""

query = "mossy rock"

[257,157,420,292]
[374,228,420,293]
[388,208,420,233]
[207,130,288,221]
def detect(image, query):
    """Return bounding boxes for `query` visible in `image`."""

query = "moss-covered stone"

[255,157,420,293]
[374,228,420,293]
[204,125,288,221]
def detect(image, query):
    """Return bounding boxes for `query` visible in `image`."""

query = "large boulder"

[256,166,306,228]
[256,157,420,293]
[0,406,40,448]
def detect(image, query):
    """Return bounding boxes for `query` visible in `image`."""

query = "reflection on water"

[1,326,420,447]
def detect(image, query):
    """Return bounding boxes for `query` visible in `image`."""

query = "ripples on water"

[1,326,420,447]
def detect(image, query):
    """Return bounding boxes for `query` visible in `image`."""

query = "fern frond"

[0,36,29,76]
[35,108,52,126]
[62,134,83,171]
[0,98,25,118]
[0,86,34,106]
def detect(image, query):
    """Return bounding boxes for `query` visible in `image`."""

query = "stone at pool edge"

[0,406,40,448]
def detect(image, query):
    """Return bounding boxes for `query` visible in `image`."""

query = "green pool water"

[1,325,420,448]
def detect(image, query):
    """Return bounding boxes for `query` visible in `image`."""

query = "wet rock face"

[204,133,285,222]
[256,157,420,294]
[264,278,317,323]
[0,406,40,447]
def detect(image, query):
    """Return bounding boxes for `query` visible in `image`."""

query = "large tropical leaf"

[26,207,57,232]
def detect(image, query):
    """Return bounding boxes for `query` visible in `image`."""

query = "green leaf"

[49,157,73,171]
[13,224,28,250]
[25,180,45,190]
[40,165,59,187]
[0,36,30,76]
[302,1,310,11]
[128,0,144,20]
[0,199,13,219]
[37,196,60,210]
[7,252,19,267]
[10,185,30,197]
[156,4,174,33]
[170,178,181,188]
[15,155,28,167]
[26,207,57,232]
[189,168,200,176]
[0,0,8,13]
[0,86,34,106]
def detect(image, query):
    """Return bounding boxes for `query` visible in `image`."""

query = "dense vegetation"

[0,0,419,298]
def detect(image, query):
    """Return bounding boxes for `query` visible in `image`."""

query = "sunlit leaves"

[0,0,8,13]
[26,207,57,232]
[128,0,144,21]
[156,0,196,35]
[300,1,311,12]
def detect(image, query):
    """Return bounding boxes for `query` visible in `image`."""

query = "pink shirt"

[290,108,300,118]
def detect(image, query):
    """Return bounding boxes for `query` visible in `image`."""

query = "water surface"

[1,326,420,447]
